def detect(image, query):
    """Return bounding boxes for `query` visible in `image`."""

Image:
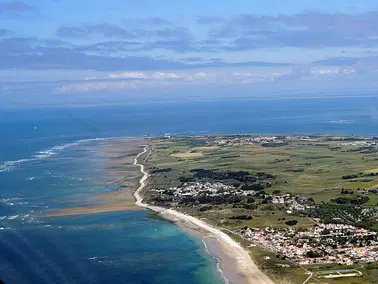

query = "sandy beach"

[134,146,274,284]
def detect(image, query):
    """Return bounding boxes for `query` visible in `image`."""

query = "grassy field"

[182,204,314,231]
[304,263,378,284]
[148,137,378,201]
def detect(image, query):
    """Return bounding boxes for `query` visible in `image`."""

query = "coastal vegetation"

[143,135,378,283]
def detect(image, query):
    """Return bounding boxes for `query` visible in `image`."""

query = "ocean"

[1,96,378,283]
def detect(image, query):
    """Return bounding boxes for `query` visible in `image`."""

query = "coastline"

[133,145,274,284]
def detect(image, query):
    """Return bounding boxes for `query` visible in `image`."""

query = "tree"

[244,204,258,210]
[285,220,298,226]
[307,197,315,203]
[247,197,255,203]
[241,183,265,191]
[306,251,321,258]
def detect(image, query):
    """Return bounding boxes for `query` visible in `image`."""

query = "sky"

[2,0,378,106]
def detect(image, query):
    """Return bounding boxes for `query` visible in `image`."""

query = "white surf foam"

[14,201,29,205]
[8,215,19,220]
[1,198,23,203]
[0,136,120,173]
[328,119,353,124]
[0,158,36,173]
[33,142,82,159]
[201,240,229,284]
[0,198,28,208]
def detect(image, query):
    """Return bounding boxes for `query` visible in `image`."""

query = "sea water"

[1,96,378,283]
[0,139,223,283]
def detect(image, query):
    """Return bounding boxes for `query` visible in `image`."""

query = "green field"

[147,136,378,201]
[145,136,378,229]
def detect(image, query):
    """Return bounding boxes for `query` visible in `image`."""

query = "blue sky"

[2,0,378,106]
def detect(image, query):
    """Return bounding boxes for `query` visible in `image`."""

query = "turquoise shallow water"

[1,97,378,283]
[1,211,224,283]
[0,141,224,284]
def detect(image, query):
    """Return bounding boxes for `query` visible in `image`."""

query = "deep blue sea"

[1,96,378,283]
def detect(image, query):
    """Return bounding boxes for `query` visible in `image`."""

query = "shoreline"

[43,138,145,218]
[133,145,274,284]
[201,239,229,284]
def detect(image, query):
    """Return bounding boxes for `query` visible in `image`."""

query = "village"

[152,181,313,209]
[151,180,378,267]
[151,182,236,197]
[237,223,378,265]
[208,136,288,146]
[338,140,377,146]
[205,135,378,148]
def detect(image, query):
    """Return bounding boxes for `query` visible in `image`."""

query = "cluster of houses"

[151,182,235,197]
[208,136,285,146]
[205,136,378,148]
[338,140,376,146]
[152,183,314,211]
[237,223,378,265]
[207,135,318,146]
[267,194,313,211]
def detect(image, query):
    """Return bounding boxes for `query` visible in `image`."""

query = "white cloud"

[152,72,181,79]
[311,67,356,75]
[85,71,213,81]
[54,71,218,93]
[276,66,358,81]
[55,67,359,94]
[231,72,285,83]
[54,81,137,93]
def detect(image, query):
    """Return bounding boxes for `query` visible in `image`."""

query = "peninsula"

[137,135,378,284]
[43,135,378,283]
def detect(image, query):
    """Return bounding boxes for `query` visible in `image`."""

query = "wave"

[328,120,354,125]
[87,256,113,265]
[33,141,82,159]
[77,137,119,144]
[14,201,29,206]
[1,198,23,203]
[0,158,36,173]
[201,240,229,284]
[0,136,120,173]
[8,215,19,220]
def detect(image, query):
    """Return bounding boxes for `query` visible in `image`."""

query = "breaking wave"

[0,137,119,173]
[0,227,11,230]
[328,119,354,125]
[0,159,35,173]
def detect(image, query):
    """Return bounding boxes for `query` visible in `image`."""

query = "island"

[135,135,378,284]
